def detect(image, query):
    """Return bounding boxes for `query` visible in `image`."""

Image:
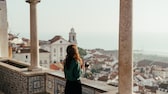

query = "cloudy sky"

[6,0,168,52]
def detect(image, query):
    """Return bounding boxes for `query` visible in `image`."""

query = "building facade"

[50,35,70,63]
[13,48,50,68]
[40,28,77,63]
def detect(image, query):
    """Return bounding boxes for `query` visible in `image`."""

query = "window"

[44,60,47,64]
[40,60,42,66]
[54,61,56,63]
[73,36,75,41]
[54,48,56,53]
[26,55,28,59]
[60,47,63,56]
[60,41,62,43]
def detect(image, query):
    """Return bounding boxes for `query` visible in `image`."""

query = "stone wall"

[0,66,28,94]
[0,59,46,94]
[0,59,117,94]
[46,73,98,94]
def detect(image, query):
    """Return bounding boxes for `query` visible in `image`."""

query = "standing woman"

[64,44,83,94]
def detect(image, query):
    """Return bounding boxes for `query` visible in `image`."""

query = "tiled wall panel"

[0,65,106,94]
[0,66,28,94]
[46,74,96,94]
[28,75,45,94]
[46,75,55,94]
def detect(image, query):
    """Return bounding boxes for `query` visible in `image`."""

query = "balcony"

[0,58,118,94]
[0,0,133,93]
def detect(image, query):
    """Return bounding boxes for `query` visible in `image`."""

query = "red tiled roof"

[8,33,18,40]
[49,35,62,43]
[22,38,29,42]
[50,64,60,70]
[39,40,50,45]
[50,63,63,70]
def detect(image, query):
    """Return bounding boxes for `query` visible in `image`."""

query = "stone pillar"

[26,0,41,71]
[118,0,133,94]
[0,0,8,57]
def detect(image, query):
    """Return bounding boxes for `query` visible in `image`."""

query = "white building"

[152,69,168,79]
[49,35,70,63]
[40,28,77,63]
[13,48,50,68]
[11,28,77,67]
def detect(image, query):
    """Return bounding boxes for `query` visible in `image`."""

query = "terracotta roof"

[49,35,62,43]
[50,63,63,70]
[8,33,18,40]
[39,40,50,45]
[22,38,29,42]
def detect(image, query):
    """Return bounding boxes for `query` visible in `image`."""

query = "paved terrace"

[0,58,117,94]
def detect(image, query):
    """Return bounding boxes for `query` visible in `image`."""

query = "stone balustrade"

[0,58,117,94]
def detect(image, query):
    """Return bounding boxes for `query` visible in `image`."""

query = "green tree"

[78,47,87,57]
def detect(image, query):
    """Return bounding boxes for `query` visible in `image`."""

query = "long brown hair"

[64,44,83,69]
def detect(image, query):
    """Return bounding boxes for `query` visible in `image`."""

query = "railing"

[0,58,117,94]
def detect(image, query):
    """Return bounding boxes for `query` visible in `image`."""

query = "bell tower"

[0,0,8,57]
[69,27,77,44]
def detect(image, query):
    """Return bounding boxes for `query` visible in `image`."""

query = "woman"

[64,44,83,94]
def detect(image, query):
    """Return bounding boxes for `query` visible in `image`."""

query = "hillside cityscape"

[8,28,168,94]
